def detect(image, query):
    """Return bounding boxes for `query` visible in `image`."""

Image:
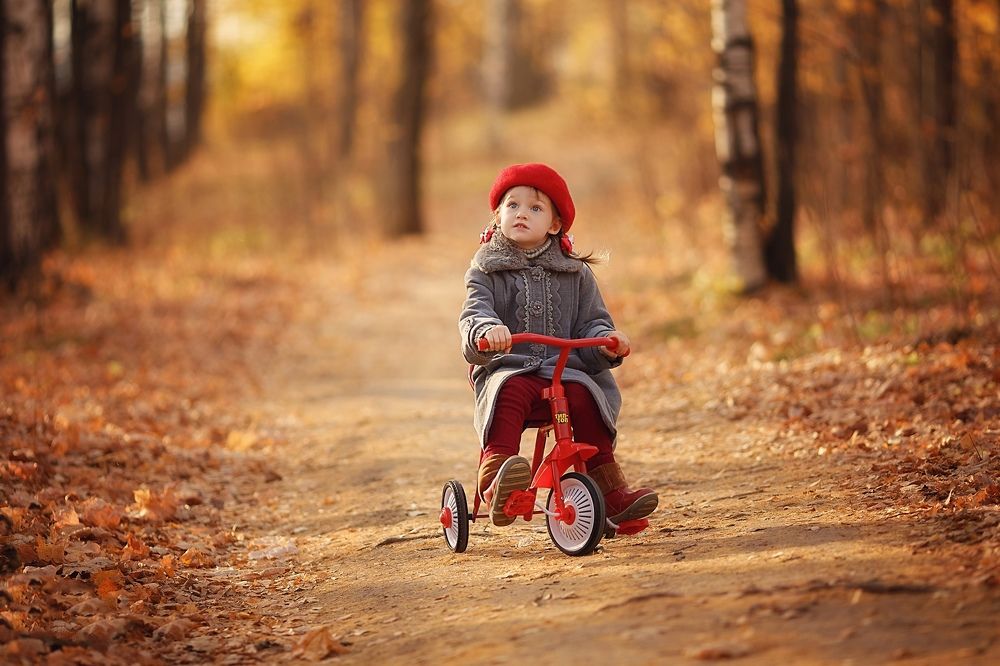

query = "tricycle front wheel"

[546,472,605,556]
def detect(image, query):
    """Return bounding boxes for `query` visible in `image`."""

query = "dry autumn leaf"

[94,569,125,600]
[51,506,80,530]
[80,498,123,529]
[158,554,177,577]
[1,638,48,661]
[153,617,197,641]
[63,541,101,563]
[0,460,40,481]
[75,617,127,646]
[179,547,216,568]
[684,641,753,660]
[0,507,25,531]
[33,538,66,565]
[121,533,150,562]
[68,597,111,616]
[292,626,349,660]
[226,429,259,451]
[132,486,180,522]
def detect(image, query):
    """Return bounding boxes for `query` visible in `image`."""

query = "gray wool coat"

[459,232,623,449]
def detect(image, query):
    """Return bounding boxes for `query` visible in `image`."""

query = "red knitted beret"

[489,163,576,231]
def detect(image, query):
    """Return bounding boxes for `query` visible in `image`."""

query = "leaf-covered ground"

[2,119,999,663]
[1,248,305,663]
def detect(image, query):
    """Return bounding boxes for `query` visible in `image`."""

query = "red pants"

[485,374,616,470]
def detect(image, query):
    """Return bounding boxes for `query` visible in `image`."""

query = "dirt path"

[211,234,999,665]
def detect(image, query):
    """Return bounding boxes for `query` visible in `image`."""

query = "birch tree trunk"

[710,0,767,291]
[765,0,799,283]
[483,0,520,111]
[483,0,517,146]
[384,0,430,235]
[1,0,58,287]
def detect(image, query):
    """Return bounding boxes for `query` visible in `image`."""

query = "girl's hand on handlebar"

[482,325,513,353]
[600,331,631,358]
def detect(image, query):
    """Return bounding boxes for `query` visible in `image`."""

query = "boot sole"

[608,491,658,524]
[490,457,532,526]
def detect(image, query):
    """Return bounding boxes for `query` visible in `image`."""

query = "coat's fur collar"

[473,232,582,273]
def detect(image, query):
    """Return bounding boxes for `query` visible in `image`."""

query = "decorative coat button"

[530,343,545,354]
[529,302,543,316]
[529,266,545,281]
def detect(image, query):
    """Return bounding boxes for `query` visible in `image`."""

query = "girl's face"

[497,186,562,251]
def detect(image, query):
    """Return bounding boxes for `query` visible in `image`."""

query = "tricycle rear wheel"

[441,480,469,553]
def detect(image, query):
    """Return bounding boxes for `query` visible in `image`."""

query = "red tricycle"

[440,333,649,556]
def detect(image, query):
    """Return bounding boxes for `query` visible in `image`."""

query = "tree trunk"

[70,0,135,243]
[483,0,519,112]
[0,0,59,288]
[855,0,883,234]
[184,0,205,157]
[160,0,178,171]
[607,0,629,113]
[920,0,956,226]
[710,0,768,292]
[295,3,324,228]
[134,0,150,180]
[979,2,1000,191]
[855,0,897,301]
[135,0,167,179]
[384,0,430,236]
[833,5,851,220]
[336,0,362,161]
[765,0,799,283]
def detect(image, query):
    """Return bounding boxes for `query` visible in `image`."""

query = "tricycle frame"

[442,333,636,556]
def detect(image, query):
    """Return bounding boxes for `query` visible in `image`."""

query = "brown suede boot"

[588,462,658,524]
[478,454,531,527]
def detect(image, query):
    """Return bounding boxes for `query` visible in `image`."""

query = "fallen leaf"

[121,533,150,562]
[64,541,102,563]
[52,506,81,530]
[0,507,25,532]
[179,547,216,568]
[2,638,48,659]
[34,538,66,565]
[76,618,127,646]
[159,554,177,577]
[132,486,179,522]
[94,569,125,600]
[153,617,197,641]
[684,641,753,660]
[226,429,259,450]
[80,498,123,529]
[68,597,111,616]
[293,626,349,660]
[0,460,41,481]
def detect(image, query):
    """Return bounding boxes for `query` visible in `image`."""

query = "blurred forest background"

[1,3,999,659]
[0,0,998,303]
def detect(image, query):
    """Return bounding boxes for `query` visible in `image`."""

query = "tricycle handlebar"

[476,332,620,353]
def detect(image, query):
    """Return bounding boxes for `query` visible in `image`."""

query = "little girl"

[459,162,658,527]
